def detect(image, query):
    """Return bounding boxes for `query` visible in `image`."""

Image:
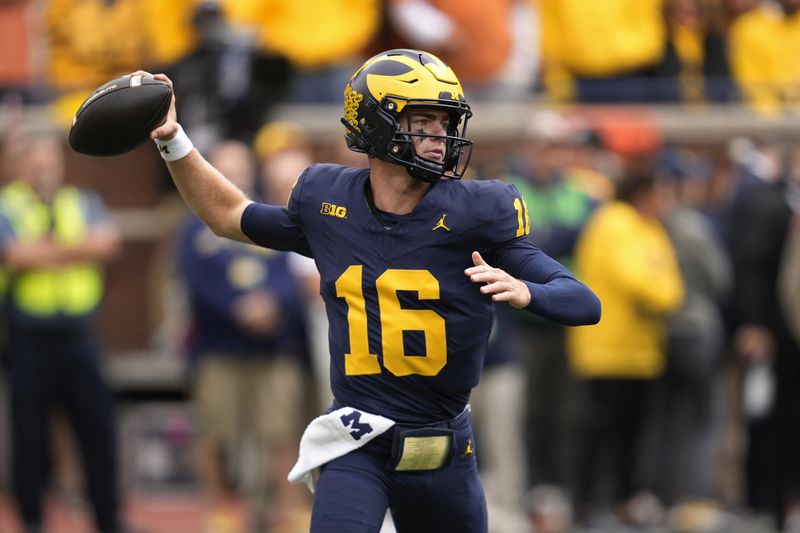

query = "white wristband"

[154,124,193,162]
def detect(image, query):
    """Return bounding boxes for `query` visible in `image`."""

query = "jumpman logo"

[461,438,475,457]
[432,213,451,231]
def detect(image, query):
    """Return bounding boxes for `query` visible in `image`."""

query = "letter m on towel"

[340,411,374,441]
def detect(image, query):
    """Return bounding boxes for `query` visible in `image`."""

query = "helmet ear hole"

[361,111,394,154]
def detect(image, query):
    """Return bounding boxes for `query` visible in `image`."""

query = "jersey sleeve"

[240,169,312,257]
[487,237,601,326]
[482,183,601,325]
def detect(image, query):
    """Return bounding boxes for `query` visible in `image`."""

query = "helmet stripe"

[364,60,414,77]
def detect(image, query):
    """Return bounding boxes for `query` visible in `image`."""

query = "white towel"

[288,406,396,492]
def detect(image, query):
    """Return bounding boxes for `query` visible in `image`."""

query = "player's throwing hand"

[125,70,179,141]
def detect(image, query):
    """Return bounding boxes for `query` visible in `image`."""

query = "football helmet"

[341,49,473,183]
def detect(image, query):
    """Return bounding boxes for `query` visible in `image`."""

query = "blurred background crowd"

[0,0,800,532]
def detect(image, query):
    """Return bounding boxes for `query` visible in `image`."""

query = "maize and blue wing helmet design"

[341,49,473,183]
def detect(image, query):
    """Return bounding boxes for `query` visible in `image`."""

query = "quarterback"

[136,49,600,532]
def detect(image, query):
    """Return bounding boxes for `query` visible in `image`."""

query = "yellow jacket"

[567,202,683,379]
[46,0,151,90]
[145,0,381,71]
[729,4,800,115]
[539,0,665,78]
[226,0,380,70]
[142,0,198,68]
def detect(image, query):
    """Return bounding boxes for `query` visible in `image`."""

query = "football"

[68,75,172,156]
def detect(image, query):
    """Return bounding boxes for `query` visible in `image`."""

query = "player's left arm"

[470,239,600,325]
[465,183,601,326]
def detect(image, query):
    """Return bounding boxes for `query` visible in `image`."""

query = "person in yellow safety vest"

[0,130,124,533]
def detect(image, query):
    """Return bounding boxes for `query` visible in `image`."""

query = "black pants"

[8,321,118,531]
[575,378,651,509]
[745,328,800,529]
[519,322,580,489]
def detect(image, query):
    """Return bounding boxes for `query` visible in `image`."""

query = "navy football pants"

[8,322,118,531]
[310,410,487,533]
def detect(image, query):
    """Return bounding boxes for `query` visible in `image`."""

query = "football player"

[134,48,601,533]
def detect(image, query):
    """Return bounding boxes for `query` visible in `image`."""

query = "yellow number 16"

[335,266,447,377]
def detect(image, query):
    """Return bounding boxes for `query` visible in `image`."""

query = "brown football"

[68,75,172,156]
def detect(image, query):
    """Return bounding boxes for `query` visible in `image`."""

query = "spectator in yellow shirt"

[567,168,684,526]
[225,0,381,102]
[729,0,800,115]
[539,0,678,102]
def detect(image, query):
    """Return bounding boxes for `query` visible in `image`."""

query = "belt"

[330,401,472,472]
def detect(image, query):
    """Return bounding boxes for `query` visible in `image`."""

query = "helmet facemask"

[383,100,473,183]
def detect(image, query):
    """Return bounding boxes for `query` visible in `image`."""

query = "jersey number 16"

[335,265,446,377]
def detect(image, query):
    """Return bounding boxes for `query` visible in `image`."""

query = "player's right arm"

[135,71,254,244]
[164,150,252,243]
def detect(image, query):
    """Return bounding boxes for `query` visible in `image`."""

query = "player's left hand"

[465,251,531,308]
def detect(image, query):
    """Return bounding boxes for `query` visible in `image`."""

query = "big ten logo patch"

[321,202,347,219]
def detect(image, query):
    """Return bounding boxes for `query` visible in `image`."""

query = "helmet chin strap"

[407,162,444,183]
[383,132,445,183]
[405,145,446,182]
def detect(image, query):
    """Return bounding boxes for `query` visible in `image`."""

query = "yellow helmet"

[341,49,473,182]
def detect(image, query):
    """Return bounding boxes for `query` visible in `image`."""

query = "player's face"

[406,108,450,163]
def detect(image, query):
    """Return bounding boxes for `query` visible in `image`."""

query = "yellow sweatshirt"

[729,4,800,115]
[567,201,683,379]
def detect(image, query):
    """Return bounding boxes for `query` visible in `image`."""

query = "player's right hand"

[126,70,178,141]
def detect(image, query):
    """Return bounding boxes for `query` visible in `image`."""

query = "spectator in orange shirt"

[384,0,537,99]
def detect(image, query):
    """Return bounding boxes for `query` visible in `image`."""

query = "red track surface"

[0,491,246,533]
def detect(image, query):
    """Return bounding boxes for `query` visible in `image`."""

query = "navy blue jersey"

[242,164,600,423]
